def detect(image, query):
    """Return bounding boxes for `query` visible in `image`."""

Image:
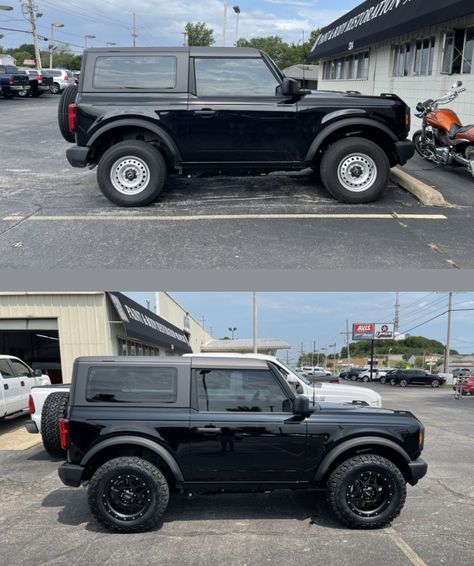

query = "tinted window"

[86,366,177,403]
[194,58,279,96]
[10,359,31,377]
[0,360,15,378]
[44,70,61,77]
[93,56,176,89]
[197,368,290,412]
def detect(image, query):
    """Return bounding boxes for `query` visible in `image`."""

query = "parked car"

[452,376,474,395]
[17,68,53,97]
[62,46,414,206]
[357,368,393,383]
[0,64,30,98]
[57,355,427,532]
[0,356,50,419]
[380,369,400,384]
[305,371,340,384]
[42,68,75,94]
[300,366,329,376]
[345,367,367,381]
[390,369,445,388]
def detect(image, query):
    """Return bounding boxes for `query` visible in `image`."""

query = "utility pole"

[444,292,453,374]
[24,0,42,71]
[223,0,228,46]
[252,292,258,353]
[341,320,351,366]
[394,292,400,336]
[312,340,316,369]
[131,12,137,47]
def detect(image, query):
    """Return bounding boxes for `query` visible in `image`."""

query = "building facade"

[0,292,212,383]
[310,1,474,134]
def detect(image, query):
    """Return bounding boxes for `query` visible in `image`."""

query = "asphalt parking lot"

[0,383,473,566]
[2,96,474,270]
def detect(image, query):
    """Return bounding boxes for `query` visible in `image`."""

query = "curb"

[390,167,451,207]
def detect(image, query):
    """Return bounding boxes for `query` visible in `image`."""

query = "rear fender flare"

[80,435,184,482]
[305,117,398,163]
[313,436,411,483]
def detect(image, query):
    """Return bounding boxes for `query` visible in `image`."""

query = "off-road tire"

[97,140,167,206]
[320,137,390,203]
[327,454,406,529]
[88,456,170,533]
[58,84,78,143]
[41,391,70,457]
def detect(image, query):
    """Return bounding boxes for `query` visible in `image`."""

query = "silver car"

[41,68,75,94]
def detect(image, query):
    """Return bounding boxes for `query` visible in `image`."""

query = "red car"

[453,376,474,395]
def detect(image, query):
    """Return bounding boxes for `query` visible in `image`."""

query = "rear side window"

[0,360,14,378]
[86,366,177,403]
[93,56,176,89]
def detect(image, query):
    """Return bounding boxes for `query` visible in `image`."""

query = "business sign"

[353,322,395,341]
[353,323,375,341]
[374,323,394,340]
[309,0,473,60]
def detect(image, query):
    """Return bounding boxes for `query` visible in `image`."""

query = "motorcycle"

[412,81,474,178]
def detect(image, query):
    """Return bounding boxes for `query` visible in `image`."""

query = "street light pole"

[49,22,64,68]
[84,34,96,48]
[228,327,237,340]
[223,0,227,46]
[232,6,240,45]
[253,292,258,353]
[444,292,453,374]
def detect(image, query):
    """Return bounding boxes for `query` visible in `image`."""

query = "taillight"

[37,75,43,83]
[68,103,78,133]
[28,394,35,414]
[9,75,14,85]
[64,75,69,80]
[59,418,70,450]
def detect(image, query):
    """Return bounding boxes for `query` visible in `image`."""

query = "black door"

[185,57,298,164]
[189,367,307,482]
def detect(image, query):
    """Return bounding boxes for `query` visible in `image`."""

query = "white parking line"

[385,527,428,566]
[2,213,447,222]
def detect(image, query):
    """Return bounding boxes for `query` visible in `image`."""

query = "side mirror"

[296,383,304,394]
[277,77,301,97]
[287,375,298,385]
[33,369,43,377]
[453,80,463,88]
[293,394,312,416]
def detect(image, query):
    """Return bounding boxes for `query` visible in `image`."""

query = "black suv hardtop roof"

[84,46,262,58]
[74,355,269,370]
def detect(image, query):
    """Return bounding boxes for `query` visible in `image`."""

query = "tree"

[185,22,215,47]
[237,36,288,68]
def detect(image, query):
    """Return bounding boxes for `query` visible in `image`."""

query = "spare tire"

[41,391,70,457]
[58,84,78,143]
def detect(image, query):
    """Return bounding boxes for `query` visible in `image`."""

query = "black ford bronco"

[58,356,427,533]
[61,47,414,206]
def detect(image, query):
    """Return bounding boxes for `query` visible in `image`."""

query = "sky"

[126,292,474,363]
[0,0,359,53]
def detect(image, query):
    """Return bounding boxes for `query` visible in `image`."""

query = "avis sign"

[353,323,395,341]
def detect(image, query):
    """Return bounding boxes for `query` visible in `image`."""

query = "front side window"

[10,359,31,377]
[93,56,177,90]
[86,366,177,403]
[194,58,279,96]
[197,368,290,412]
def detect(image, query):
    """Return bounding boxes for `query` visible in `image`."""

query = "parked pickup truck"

[61,46,414,206]
[18,68,53,97]
[0,64,30,98]
[58,356,427,532]
[0,355,50,419]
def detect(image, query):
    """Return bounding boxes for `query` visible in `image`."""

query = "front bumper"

[407,457,428,485]
[24,420,38,434]
[395,140,415,165]
[66,145,89,168]
[58,462,84,487]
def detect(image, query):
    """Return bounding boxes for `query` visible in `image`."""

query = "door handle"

[194,109,216,118]
[21,381,25,387]
[4,383,8,390]
[196,427,222,434]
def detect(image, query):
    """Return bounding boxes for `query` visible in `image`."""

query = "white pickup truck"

[0,355,50,419]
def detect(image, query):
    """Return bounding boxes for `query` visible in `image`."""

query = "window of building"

[393,43,412,77]
[86,365,177,403]
[194,58,280,96]
[196,368,291,413]
[442,28,474,75]
[93,56,177,90]
[413,37,435,76]
[323,51,369,81]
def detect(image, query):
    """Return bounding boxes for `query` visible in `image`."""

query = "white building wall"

[0,293,112,382]
[318,14,474,135]
[155,292,213,353]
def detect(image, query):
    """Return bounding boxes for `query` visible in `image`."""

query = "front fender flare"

[86,118,182,166]
[305,117,398,163]
[80,435,184,483]
[313,436,411,483]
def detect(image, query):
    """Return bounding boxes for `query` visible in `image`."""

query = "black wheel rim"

[346,470,393,517]
[103,472,153,521]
